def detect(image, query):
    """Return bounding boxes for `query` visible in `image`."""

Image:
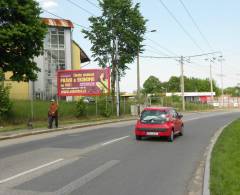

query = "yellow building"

[72,40,90,70]
[5,18,90,100]
[4,72,29,100]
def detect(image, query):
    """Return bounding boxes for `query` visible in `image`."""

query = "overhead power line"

[157,0,204,52]
[146,37,179,56]
[178,0,213,51]
[65,0,96,16]
[42,8,90,30]
[84,0,100,9]
[140,55,179,59]
[145,44,175,57]
[186,51,221,58]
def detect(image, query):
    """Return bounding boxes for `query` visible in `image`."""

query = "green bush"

[0,85,12,120]
[75,99,87,117]
[98,96,112,117]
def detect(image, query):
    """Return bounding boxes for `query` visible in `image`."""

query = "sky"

[37,0,240,92]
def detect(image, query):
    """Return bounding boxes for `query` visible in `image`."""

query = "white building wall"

[64,29,72,70]
[64,29,73,101]
[33,55,46,99]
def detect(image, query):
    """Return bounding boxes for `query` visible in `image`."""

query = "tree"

[82,0,146,100]
[166,76,220,95]
[167,76,180,92]
[225,86,240,97]
[0,0,47,81]
[142,76,161,94]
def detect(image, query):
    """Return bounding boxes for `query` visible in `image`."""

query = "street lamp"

[137,29,157,114]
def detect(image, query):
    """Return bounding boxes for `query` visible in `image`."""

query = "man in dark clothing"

[48,99,58,128]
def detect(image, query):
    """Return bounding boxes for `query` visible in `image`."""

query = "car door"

[174,110,182,131]
[169,109,178,132]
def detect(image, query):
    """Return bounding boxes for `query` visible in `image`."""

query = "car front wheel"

[168,130,174,142]
[136,135,142,140]
[179,126,184,136]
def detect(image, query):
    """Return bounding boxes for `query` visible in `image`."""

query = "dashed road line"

[0,159,64,184]
[101,136,130,146]
[54,160,119,195]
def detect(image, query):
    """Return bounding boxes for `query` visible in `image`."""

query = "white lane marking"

[0,159,64,184]
[55,160,119,195]
[101,136,130,146]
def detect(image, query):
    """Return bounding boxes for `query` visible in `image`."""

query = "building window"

[44,27,66,99]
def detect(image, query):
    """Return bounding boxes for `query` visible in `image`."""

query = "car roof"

[143,107,173,112]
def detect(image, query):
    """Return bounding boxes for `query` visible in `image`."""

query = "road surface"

[0,110,239,195]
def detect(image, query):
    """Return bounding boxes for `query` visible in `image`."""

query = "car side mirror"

[178,114,183,119]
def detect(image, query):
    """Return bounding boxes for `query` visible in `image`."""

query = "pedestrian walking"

[48,99,58,128]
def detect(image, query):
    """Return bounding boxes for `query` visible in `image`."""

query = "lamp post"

[137,29,157,114]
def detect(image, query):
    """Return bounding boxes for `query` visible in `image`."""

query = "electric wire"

[157,0,204,52]
[146,37,179,56]
[42,8,90,29]
[65,0,97,16]
[84,0,100,9]
[178,0,213,51]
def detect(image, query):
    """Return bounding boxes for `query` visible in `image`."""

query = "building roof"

[42,18,74,28]
[72,40,90,63]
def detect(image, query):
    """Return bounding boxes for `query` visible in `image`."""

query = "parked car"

[134,107,184,142]
[83,97,95,103]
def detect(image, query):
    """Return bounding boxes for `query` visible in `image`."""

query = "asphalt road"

[0,110,239,195]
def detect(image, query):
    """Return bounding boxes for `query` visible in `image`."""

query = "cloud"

[37,0,58,10]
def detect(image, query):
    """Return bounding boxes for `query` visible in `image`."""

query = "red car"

[134,107,184,142]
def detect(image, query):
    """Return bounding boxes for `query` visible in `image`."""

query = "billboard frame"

[57,68,111,97]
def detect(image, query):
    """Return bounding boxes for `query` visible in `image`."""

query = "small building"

[5,18,90,101]
[166,92,216,103]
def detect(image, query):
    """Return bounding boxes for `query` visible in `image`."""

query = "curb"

[0,118,136,141]
[202,120,234,195]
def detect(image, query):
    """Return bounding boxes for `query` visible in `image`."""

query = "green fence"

[5,97,133,124]
[2,95,215,125]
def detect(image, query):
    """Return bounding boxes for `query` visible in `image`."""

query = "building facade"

[5,18,90,101]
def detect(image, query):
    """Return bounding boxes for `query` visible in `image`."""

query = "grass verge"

[210,118,240,194]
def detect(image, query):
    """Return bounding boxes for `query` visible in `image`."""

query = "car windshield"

[140,110,167,124]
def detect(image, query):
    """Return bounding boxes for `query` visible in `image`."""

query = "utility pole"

[141,51,222,111]
[136,30,157,114]
[209,62,214,102]
[205,56,216,103]
[137,49,140,115]
[115,39,120,117]
[217,56,225,107]
[180,56,185,111]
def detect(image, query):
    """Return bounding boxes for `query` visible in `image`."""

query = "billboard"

[57,68,110,96]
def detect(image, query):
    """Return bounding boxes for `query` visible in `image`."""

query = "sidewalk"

[0,116,137,141]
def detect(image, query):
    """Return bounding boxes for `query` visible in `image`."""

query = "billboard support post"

[95,96,98,116]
